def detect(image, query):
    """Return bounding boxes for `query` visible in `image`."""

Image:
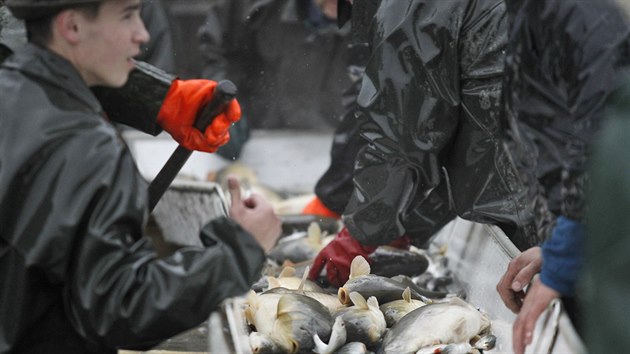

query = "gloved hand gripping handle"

[148,80,238,211]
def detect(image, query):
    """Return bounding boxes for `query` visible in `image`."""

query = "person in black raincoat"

[301,0,374,219]
[495,1,630,353]
[196,0,353,134]
[308,0,540,287]
[0,0,282,353]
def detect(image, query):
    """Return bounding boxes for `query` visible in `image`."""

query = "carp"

[379,297,491,354]
[333,292,386,347]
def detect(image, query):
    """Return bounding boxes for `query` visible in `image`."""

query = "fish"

[244,289,283,336]
[368,246,429,277]
[212,162,284,205]
[378,297,491,354]
[333,292,386,347]
[338,256,431,305]
[335,341,372,354]
[390,275,449,299]
[379,287,426,327]
[313,316,347,354]
[412,337,496,354]
[249,331,283,354]
[267,266,346,314]
[268,222,327,264]
[263,286,346,315]
[271,293,333,353]
[265,266,325,293]
[471,333,497,351]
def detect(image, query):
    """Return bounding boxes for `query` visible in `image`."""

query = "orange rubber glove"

[302,196,340,219]
[308,227,411,287]
[157,79,241,153]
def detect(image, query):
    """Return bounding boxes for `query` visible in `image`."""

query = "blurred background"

[163,0,213,78]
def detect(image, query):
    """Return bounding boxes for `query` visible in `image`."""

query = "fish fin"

[349,292,369,309]
[297,266,309,293]
[244,307,254,326]
[403,287,412,302]
[312,333,329,354]
[246,289,258,307]
[267,276,281,289]
[244,290,258,325]
[307,222,322,247]
[349,256,371,279]
[279,266,296,278]
[367,296,380,309]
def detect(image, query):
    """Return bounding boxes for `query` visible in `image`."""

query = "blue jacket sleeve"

[539,216,585,296]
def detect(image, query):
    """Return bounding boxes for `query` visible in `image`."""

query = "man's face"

[74,0,149,87]
[315,0,338,19]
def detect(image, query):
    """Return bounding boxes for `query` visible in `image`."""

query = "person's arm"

[92,60,173,135]
[56,134,276,349]
[93,61,241,154]
[344,0,509,245]
[0,42,11,62]
[503,1,629,353]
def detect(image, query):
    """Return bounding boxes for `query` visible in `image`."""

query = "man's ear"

[53,10,81,44]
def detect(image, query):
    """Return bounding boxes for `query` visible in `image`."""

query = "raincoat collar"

[3,42,103,114]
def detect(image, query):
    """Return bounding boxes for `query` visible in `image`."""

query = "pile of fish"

[244,254,497,354]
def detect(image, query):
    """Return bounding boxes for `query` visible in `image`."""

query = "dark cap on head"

[6,0,101,20]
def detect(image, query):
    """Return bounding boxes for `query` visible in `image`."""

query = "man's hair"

[26,2,101,47]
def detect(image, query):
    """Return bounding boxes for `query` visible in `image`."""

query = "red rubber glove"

[157,79,241,153]
[302,196,340,219]
[308,228,412,287]
[308,227,376,287]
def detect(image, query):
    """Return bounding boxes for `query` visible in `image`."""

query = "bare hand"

[227,176,281,252]
[512,278,560,354]
[496,247,542,313]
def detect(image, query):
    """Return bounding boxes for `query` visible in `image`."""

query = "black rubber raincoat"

[502,0,630,238]
[343,0,538,250]
[0,44,266,353]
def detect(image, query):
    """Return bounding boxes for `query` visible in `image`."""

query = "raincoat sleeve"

[343,0,509,245]
[314,72,368,214]
[504,0,630,223]
[55,132,265,349]
[0,42,10,63]
[91,60,174,136]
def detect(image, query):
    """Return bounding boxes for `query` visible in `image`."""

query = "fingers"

[497,248,542,313]
[497,271,524,313]
[511,279,561,354]
[243,193,265,209]
[226,99,242,122]
[512,313,530,354]
[512,303,539,354]
[511,262,539,292]
[207,114,232,136]
[227,176,242,206]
